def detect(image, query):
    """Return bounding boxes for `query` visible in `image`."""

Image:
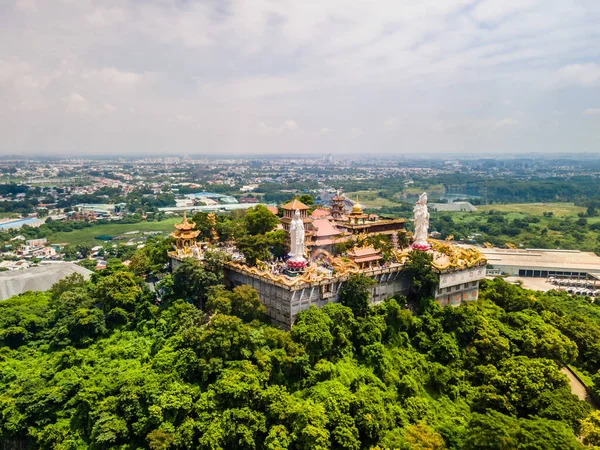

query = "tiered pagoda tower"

[330,190,346,220]
[170,212,200,257]
[207,212,219,243]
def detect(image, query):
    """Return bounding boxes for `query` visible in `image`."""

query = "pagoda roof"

[174,211,196,231]
[346,246,382,263]
[282,199,309,210]
[352,254,382,263]
[171,230,200,240]
[347,247,381,257]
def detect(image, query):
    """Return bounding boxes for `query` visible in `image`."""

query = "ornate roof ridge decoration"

[226,241,485,288]
[174,211,196,231]
[430,241,487,271]
[387,241,487,272]
[226,251,362,287]
[332,189,345,201]
[282,198,309,210]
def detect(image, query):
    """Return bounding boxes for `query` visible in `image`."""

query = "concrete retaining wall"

[224,266,410,329]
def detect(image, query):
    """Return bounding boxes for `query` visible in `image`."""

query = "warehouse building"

[481,248,600,278]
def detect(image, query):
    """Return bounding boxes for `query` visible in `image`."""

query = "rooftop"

[312,218,341,237]
[282,199,309,210]
[311,208,330,219]
[430,202,477,212]
[480,248,600,271]
[0,263,93,300]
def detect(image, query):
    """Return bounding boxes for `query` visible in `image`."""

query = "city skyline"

[1,0,599,155]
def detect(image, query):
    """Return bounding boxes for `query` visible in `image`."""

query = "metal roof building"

[480,248,600,278]
[0,263,93,300]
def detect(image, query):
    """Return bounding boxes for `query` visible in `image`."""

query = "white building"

[481,248,600,279]
[434,266,487,307]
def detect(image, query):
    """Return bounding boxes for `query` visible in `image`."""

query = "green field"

[47,218,180,246]
[0,213,20,220]
[477,202,586,217]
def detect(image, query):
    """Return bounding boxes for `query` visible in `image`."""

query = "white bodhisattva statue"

[288,209,306,263]
[413,192,431,251]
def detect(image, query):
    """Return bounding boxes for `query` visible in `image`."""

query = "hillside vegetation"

[2,247,600,448]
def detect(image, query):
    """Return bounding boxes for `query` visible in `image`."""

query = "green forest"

[2,245,600,448]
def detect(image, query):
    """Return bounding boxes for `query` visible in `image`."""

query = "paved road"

[561,367,590,403]
[502,276,556,292]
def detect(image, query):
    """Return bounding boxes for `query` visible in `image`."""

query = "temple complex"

[226,192,486,328]
[330,193,407,242]
[168,192,487,328]
[278,192,407,258]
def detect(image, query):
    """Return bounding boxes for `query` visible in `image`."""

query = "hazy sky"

[1,0,599,156]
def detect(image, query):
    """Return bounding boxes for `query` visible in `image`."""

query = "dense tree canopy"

[0,262,598,449]
[244,205,279,236]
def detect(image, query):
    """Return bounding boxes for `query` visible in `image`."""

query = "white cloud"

[15,0,37,12]
[555,64,600,87]
[63,92,90,114]
[85,8,126,27]
[383,118,401,131]
[493,117,519,128]
[258,120,299,135]
[0,59,32,84]
[63,92,116,115]
[349,128,364,138]
[472,0,542,24]
[1,0,600,154]
[584,108,600,116]
[82,67,153,85]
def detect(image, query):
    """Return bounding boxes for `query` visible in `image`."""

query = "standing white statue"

[288,209,306,262]
[413,192,431,250]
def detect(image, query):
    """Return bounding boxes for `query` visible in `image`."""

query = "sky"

[1,0,599,156]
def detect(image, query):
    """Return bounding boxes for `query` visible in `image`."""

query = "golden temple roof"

[350,195,364,215]
[171,230,200,240]
[174,211,196,231]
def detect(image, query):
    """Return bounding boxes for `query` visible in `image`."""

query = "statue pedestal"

[412,242,431,251]
[285,257,307,276]
[283,266,305,277]
[287,259,307,270]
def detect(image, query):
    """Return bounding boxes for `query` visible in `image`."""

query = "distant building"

[240,184,259,192]
[0,218,44,231]
[26,238,47,247]
[175,199,194,207]
[429,202,477,212]
[239,197,259,204]
[0,263,92,300]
